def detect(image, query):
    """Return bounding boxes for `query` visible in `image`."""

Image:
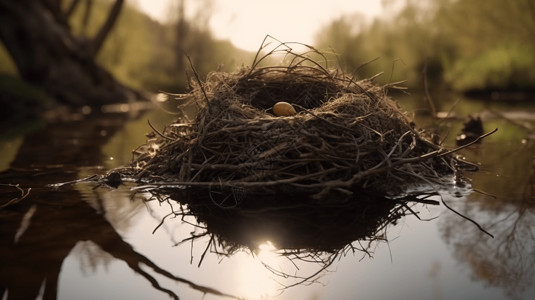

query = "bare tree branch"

[91,0,123,56]
[176,0,187,72]
[81,0,93,35]
[42,0,70,27]
[65,0,81,18]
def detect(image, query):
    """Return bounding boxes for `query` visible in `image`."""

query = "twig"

[186,54,210,106]
[438,128,498,157]
[147,119,173,141]
[441,197,494,238]
[0,184,31,209]
[422,58,437,118]
[198,234,214,267]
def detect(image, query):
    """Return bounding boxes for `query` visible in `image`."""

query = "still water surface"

[1,96,535,300]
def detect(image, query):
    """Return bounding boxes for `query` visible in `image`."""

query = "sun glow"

[234,241,281,299]
[131,0,384,51]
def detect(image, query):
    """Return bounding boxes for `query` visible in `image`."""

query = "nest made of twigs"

[129,45,464,201]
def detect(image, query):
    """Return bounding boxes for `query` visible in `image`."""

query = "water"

[1,96,535,300]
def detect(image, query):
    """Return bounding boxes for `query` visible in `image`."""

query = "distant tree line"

[315,0,535,93]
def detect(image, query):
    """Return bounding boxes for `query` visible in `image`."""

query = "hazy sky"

[130,0,384,51]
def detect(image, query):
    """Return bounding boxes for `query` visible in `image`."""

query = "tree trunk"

[0,0,144,106]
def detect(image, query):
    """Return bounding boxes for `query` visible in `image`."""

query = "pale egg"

[272,102,297,116]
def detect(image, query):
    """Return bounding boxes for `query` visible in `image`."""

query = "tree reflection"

[439,131,535,298]
[440,191,535,298]
[0,111,240,300]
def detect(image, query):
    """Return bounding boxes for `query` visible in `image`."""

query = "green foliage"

[0,74,48,136]
[0,42,18,76]
[434,0,535,91]
[315,0,535,92]
[446,44,535,91]
[0,74,48,105]
[91,1,157,89]
[66,0,252,92]
[315,3,451,88]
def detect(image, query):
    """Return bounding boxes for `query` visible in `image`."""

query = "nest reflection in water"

[140,187,440,287]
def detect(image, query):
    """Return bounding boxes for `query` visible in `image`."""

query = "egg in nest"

[272,102,297,116]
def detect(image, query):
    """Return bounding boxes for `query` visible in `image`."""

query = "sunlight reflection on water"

[234,245,279,299]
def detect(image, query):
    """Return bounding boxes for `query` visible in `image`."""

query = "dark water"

[1,96,535,300]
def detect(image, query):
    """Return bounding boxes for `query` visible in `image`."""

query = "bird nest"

[128,45,470,202]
